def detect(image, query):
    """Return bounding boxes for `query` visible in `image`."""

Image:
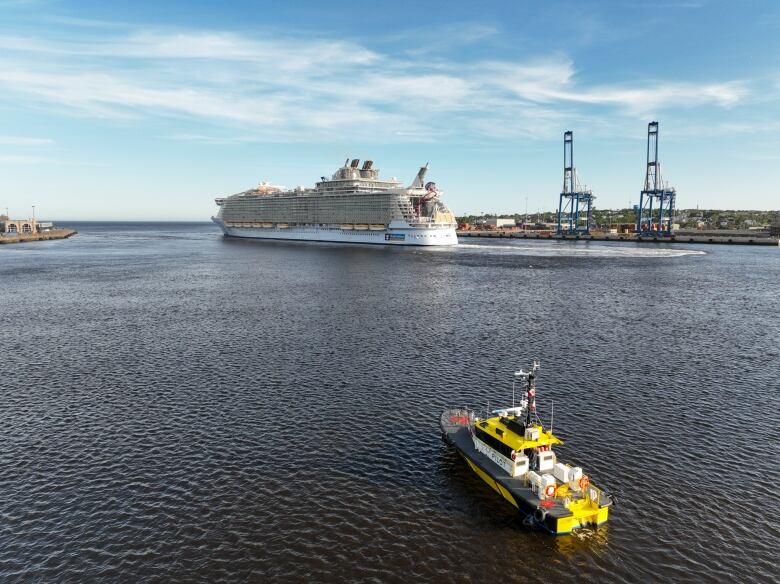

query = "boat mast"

[525,360,540,427]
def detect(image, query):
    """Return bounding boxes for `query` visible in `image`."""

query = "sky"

[0,0,778,220]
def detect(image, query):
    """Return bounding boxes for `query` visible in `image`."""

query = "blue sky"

[0,0,778,220]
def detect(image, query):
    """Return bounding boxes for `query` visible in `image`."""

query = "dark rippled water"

[1,222,778,582]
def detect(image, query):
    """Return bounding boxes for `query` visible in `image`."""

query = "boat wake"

[451,242,706,258]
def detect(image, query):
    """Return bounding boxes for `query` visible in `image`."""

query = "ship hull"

[212,218,458,247]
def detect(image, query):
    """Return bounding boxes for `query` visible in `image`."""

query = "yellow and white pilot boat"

[440,361,614,535]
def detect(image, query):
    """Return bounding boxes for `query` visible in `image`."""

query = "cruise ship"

[212,159,458,246]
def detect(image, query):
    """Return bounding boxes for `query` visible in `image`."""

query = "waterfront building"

[0,219,54,235]
[485,217,517,228]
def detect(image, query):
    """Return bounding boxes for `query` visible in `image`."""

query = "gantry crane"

[557,131,594,235]
[636,122,676,236]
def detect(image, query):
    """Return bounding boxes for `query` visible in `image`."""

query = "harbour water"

[1,222,778,582]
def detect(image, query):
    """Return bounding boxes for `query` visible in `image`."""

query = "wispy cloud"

[0,154,57,164]
[758,12,780,27]
[0,135,53,145]
[0,25,752,142]
[379,22,500,57]
[40,15,132,28]
[481,58,746,112]
[652,1,706,7]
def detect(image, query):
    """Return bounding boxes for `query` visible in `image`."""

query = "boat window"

[475,427,514,459]
[504,418,527,436]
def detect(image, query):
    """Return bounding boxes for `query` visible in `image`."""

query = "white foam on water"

[445,241,706,258]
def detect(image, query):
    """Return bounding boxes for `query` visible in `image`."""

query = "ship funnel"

[350,159,360,168]
[411,163,429,188]
[362,160,373,170]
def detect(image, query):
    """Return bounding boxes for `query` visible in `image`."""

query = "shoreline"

[0,228,78,245]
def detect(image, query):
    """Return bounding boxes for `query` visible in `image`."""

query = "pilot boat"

[440,361,614,535]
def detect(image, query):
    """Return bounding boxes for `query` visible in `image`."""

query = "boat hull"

[212,217,458,247]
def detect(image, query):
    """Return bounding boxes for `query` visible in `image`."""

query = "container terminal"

[458,122,779,247]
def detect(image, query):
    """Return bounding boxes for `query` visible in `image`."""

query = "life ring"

[511,450,517,461]
[579,476,590,490]
[534,507,547,523]
[545,484,556,498]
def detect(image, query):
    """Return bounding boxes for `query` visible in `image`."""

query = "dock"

[456,231,780,246]
[0,228,78,245]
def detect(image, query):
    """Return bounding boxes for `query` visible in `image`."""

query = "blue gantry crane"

[557,131,594,235]
[636,122,676,236]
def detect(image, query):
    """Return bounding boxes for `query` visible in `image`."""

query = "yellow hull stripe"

[463,456,518,508]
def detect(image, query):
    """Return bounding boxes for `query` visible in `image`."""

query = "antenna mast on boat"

[550,401,554,434]
[518,360,540,426]
[514,361,539,425]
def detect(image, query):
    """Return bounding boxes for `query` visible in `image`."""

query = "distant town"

[457,208,780,235]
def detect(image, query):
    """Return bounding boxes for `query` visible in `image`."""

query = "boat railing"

[581,483,601,506]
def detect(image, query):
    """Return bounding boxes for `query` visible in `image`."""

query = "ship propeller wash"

[440,361,614,535]
[213,159,458,246]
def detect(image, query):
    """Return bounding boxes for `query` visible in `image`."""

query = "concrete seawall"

[456,231,780,246]
[0,229,78,245]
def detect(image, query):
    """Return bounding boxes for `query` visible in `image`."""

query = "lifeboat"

[440,361,614,535]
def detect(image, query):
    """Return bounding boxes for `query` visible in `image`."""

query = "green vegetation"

[457,209,780,230]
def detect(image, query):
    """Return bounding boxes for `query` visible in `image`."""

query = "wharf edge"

[0,228,77,245]
[456,231,780,246]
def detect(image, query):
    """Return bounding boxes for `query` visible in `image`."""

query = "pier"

[456,230,780,246]
[0,228,77,245]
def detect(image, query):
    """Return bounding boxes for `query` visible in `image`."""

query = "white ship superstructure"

[212,159,458,246]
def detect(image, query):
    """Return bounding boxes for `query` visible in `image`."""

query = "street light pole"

[525,197,528,233]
